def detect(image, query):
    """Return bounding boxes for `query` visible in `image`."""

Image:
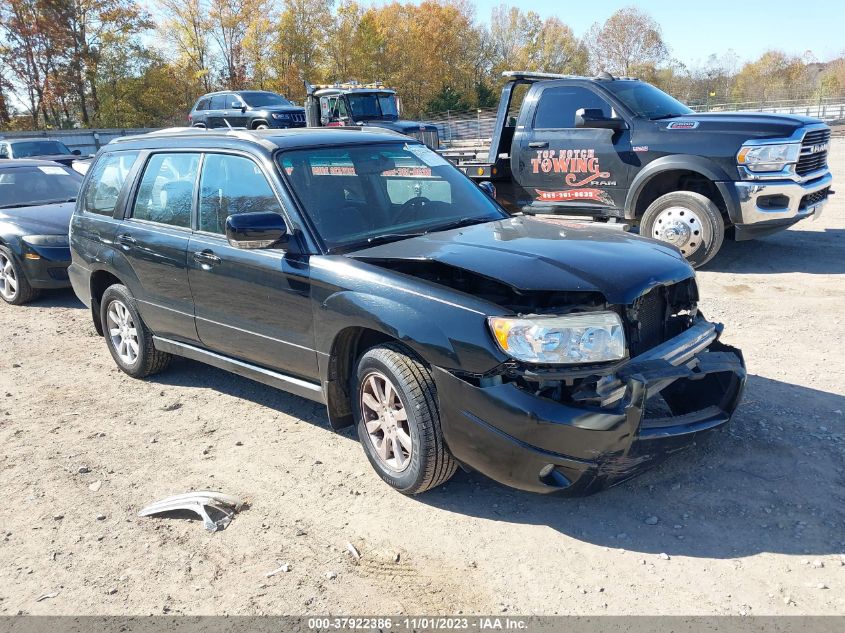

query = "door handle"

[117,233,136,247]
[528,141,548,149]
[193,250,221,266]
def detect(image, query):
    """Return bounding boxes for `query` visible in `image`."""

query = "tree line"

[1,1,843,130]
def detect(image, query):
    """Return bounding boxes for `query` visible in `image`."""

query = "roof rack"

[501,70,639,82]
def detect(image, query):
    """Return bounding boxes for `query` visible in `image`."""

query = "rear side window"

[83,151,139,215]
[210,95,227,109]
[533,87,613,129]
[195,98,210,111]
[198,154,280,234]
[132,153,200,228]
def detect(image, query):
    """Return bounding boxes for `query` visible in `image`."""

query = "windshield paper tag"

[38,166,69,175]
[404,144,449,167]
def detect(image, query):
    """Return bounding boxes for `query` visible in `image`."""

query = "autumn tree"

[587,6,667,76]
[157,0,214,94]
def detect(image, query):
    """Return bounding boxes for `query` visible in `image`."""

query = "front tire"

[640,191,725,268]
[253,123,269,130]
[100,284,171,378]
[0,246,40,305]
[353,343,457,495]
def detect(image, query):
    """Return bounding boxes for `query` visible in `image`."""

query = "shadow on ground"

[18,288,85,309]
[148,357,845,560]
[703,227,845,274]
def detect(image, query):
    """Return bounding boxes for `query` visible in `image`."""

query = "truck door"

[320,96,351,127]
[515,84,632,216]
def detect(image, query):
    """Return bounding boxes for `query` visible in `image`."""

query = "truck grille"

[628,287,668,356]
[409,128,440,150]
[799,186,830,210]
[796,128,830,176]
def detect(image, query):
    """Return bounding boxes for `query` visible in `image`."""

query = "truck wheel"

[0,246,40,305]
[100,284,171,378]
[641,191,724,268]
[353,343,457,495]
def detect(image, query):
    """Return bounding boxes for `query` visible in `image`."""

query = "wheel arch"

[625,156,735,222]
[251,119,269,129]
[89,269,125,336]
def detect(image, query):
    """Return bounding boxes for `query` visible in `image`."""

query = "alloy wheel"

[360,371,413,472]
[107,299,140,365]
[0,253,18,301]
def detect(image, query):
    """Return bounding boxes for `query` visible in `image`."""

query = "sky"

[428,0,843,67]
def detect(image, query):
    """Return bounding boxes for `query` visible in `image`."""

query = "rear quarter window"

[82,151,139,216]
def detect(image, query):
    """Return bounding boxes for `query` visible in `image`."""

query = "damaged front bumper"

[434,317,745,494]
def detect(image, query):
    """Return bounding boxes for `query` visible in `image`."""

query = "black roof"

[109,126,413,153]
[0,158,74,168]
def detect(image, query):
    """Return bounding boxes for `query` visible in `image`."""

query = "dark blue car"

[0,159,82,304]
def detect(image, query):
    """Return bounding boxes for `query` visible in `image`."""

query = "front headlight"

[22,234,69,247]
[737,143,800,172]
[271,112,290,120]
[488,312,626,364]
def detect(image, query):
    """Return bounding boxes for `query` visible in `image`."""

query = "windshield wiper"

[650,113,687,120]
[425,216,494,234]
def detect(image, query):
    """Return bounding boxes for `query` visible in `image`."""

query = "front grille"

[796,128,830,176]
[291,112,306,123]
[628,287,668,356]
[799,186,830,210]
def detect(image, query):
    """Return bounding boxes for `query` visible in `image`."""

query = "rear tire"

[100,284,171,378]
[353,343,457,494]
[640,191,724,268]
[0,246,40,305]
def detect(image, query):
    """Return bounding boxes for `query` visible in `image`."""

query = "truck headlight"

[271,113,290,120]
[22,234,69,247]
[737,143,800,172]
[488,312,626,364]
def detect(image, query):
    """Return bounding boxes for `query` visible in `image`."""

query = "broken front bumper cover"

[434,317,745,494]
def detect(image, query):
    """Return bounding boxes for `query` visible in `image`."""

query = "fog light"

[24,253,41,260]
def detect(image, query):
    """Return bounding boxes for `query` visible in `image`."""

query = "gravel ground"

[1,141,844,617]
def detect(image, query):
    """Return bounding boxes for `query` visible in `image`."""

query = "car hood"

[261,106,305,115]
[349,216,694,305]
[660,112,823,140]
[0,201,75,235]
[362,120,438,133]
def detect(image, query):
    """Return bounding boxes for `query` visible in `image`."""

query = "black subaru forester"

[68,126,745,495]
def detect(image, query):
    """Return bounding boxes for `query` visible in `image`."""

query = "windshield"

[346,93,399,120]
[0,165,82,208]
[279,143,505,251]
[10,140,73,157]
[241,92,292,108]
[602,82,693,119]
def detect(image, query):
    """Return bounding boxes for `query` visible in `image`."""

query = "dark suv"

[189,90,306,130]
[68,127,745,495]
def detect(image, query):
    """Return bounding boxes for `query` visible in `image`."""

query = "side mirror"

[241,105,247,113]
[478,181,496,199]
[71,149,82,155]
[225,212,288,249]
[574,108,627,131]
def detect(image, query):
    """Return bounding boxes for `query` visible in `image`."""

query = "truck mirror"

[575,109,627,131]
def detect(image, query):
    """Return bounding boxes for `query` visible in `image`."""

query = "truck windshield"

[602,82,693,120]
[280,143,505,251]
[346,93,399,120]
[241,92,292,108]
[10,140,73,157]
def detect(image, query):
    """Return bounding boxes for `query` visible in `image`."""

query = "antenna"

[222,118,233,130]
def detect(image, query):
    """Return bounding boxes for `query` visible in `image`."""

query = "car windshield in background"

[10,140,73,157]
[603,82,694,120]
[0,165,82,208]
[241,92,292,108]
[347,93,399,120]
[279,143,506,251]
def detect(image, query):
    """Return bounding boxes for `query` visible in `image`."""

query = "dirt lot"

[1,142,844,617]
